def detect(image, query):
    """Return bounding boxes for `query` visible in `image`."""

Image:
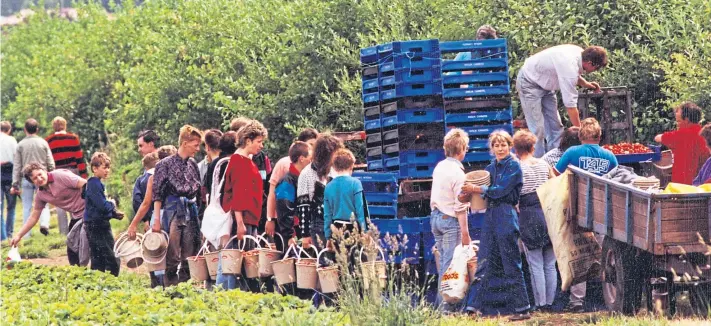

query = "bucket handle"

[279,244,298,262]
[315,248,330,269]
[259,232,284,252]
[358,245,386,263]
[114,232,143,258]
[296,246,315,263]
[192,240,210,261]
[229,234,260,251]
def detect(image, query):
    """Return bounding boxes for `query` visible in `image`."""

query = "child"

[84,152,123,276]
[654,102,710,184]
[323,148,367,243]
[275,141,312,247]
[462,130,531,321]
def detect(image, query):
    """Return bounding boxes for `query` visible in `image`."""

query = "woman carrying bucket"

[151,126,204,287]
[460,130,532,321]
[220,121,268,292]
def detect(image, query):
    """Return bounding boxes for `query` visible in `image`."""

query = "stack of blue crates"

[353,172,398,219]
[361,40,445,179]
[440,39,513,166]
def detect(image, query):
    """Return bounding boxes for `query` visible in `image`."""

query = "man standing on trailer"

[517,45,608,157]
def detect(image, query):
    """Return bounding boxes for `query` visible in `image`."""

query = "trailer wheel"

[601,238,644,314]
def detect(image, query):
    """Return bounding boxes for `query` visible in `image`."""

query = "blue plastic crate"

[363,105,380,121]
[385,150,445,167]
[364,117,381,132]
[360,46,379,64]
[441,58,507,73]
[366,146,382,160]
[367,203,397,219]
[463,151,493,163]
[363,91,380,105]
[381,68,443,87]
[455,123,513,137]
[381,96,443,113]
[353,171,398,196]
[381,81,443,101]
[440,39,507,55]
[614,145,662,164]
[362,66,379,80]
[468,139,490,150]
[371,218,421,235]
[365,132,381,146]
[362,79,380,93]
[382,108,444,128]
[442,72,509,86]
[378,43,394,55]
[367,159,383,171]
[380,53,441,72]
[386,162,437,179]
[445,109,512,124]
[443,85,510,99]
[392,39,440,54]
[444,98,511,111]
[364,192,397,204]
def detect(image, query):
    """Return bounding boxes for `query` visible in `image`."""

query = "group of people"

[3,116,371,298]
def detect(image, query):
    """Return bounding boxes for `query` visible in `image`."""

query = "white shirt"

[430,157,469,217]
[0,133,17,164]
[519,44,584,108]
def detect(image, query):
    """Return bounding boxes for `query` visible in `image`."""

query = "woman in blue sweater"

[461,130,531,321]
[84,152,124,276]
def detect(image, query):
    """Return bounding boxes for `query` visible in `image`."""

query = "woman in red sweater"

[221,120,268,291]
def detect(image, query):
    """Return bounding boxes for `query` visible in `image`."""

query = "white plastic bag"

[440,244,473,303]
[201,158,233,248]
[7,246,22,263]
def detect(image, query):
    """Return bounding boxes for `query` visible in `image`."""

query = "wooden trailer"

[567,166,711,315]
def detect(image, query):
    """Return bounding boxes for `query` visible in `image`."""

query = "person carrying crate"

[517,45,608,157]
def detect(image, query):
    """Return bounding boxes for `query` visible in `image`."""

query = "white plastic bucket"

[114,232,144,269]
[204,249,220,278]
[221,235,255,275]
[242,235,262,279]
[359,246,387,290]
[295,247,318,289]
[272,245,297,286]
[258,233,284,277]
[141,230,168,272]
[465,170,490,210]
[187,242,210,282]
[316,248,339,294]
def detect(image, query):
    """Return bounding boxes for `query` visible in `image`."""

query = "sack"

[201,158,232,248]
[440,244,473,303]
[537,171,602,291]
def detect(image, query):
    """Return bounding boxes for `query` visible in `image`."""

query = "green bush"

[1,262,345,325]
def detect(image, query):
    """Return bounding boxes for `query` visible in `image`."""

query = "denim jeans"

[517,72,564,158]
[431,208,461,312]
[21,179,50,238]
[525,244,557,307]
[1,183,17,240]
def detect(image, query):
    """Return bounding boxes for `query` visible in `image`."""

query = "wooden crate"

[568,166,711,255]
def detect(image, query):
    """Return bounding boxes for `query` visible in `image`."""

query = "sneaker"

[565,304,584,313]
[40,227,49,236]
[508,311,531,321]
[465,308,482,318]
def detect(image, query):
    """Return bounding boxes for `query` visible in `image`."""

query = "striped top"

[45,132,87,179]
[520,159,550,195]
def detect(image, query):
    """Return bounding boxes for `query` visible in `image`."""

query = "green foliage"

[2,0,709,218]
[1,262,345,325]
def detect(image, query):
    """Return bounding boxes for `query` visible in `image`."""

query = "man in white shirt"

[0,121,18,240]
[517,45,608,157]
